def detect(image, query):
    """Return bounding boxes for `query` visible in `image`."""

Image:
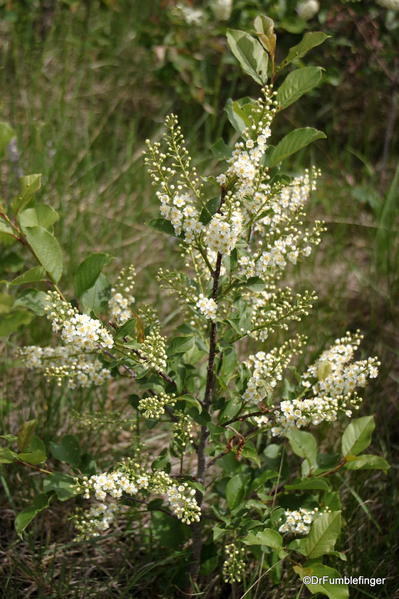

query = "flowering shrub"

[0,15,389,598]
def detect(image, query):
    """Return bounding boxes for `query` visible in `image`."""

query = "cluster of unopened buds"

[173,413,194,451]
[73,502,119,539]
[109,265,136,325]
[44,291,113,351]
[223,543,246,583]
[17,345,111,389]
[138,391,176,419]
[136,329,168,372]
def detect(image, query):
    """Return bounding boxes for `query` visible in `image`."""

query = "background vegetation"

[0,1,398,597]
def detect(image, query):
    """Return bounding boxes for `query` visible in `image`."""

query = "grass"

[0,2,398,597]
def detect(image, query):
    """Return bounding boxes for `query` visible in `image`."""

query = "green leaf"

[341,416,375,457]
[50,435,81,468]
[24,226,63,283]
[224,98,257,134]
[345,454,390,472]
[13,174,42,214]
[243,528,282,549]
[298,511,342,559]
[227,29,268,85]
[43,472,78,501]
[225,474,245,510]
[253,15,276,58]
[19,205,59,231]
[168,336,195,355]
[74,252,111,298]
[276,67,323,110]
[80,272,110,314]
[279,32,330,71]
[0,309,33,336]
[285,478,330,491]
[14,289,48,315]
[0,121,15,155]
[17,419,37,451]
[287,429,318,470]
[294,562,349,599]
[10,266,46,286]
[18,435,47,465]
[199,198,220,225]
[15,493,52,535]
[268,128,326,167]
[0,217,15,238]
[149,217,175,236]
[0,447,18,464]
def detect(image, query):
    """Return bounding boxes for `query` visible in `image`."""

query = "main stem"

[189,189,226,586]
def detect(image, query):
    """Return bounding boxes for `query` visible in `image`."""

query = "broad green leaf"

[268,128,326,167]
[345,454,390,472]
[225,474,245,510]
[287,429,318,469]
[0,309,33,336]
[0,447,17,464]
[50,435,81,468]
[253,15,276,58]
[19,205,59,231]
[10,266,46,286]
[277,67,323,110]
[168,336,195,355]
[13,174,42,214]
[43,472,78,501]
[80,272,110,314]
[341,416,375,457]
[294,562,349,599]
[15,493,52,535]
[199,198,220,225]
[298,511,342,559]
[243,528,282,549]
[285,478,330,491]
[227,29,268,85]
[0,121,15,155]
[17,419,37,451]
[224,98,257,134]
[18,435,47,465]
[24,226,63,283]
[14,289,48,316]
[279,32,330,70]
[74,252,111,298]
[0,292,14,313]
[149,217,175,236]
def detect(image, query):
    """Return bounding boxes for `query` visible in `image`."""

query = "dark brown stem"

[189,188,226,587]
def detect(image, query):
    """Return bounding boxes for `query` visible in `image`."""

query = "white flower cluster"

[44,291,113,351]
[376,0,399,9]
[17,345,111,389]
[243,337,305,405]
[138,391,176,419]
[223,543,246,583]
[270,332,380,436]
[137,329,168,372]
[205,209,242,254]
[78,462,200,534]
[172,2,204,24]
[296,0,320,20]
[160,192,203,242]
[109,265,136,325]
[279,507,320,535]
[196,294,218,321]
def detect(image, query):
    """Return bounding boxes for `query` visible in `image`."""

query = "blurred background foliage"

[0,1,398,597]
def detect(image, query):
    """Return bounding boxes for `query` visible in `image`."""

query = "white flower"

[196,294,218,321]
[296,0,320,20]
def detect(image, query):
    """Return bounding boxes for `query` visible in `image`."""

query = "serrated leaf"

[227,29,268,85]
[50,435,81,468]
[199,198,220,225]
[74,252,111,298]
[277,67,323,110]
[226,474,245,510]
[345,454,390,472]
[279,32,330,71]
[19,204,59,231]
[18,435,47,465]
[24,226,63,282]
[341,416,375,457]
[243,528,282,549]
[149,217,175,236]
[285,478,330,491]
[14,289,48,316]
[80,272,110,314]
[298,511,342,559]
[268,128,326,167]
[294,562,349,599]
[15,493,52,535]
[13,174,42,214]
[10,266,46,286]
[225,97,258,134]
[43,472,78,501]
